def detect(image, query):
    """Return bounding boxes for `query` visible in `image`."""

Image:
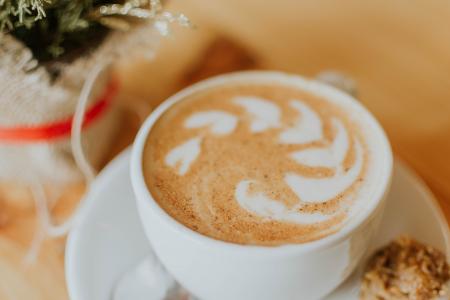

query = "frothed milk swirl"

[143,78,382,246]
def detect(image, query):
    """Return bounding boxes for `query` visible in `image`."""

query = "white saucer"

[65,149,450,300]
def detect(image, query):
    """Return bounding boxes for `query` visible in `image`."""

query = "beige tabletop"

[1,1,450,299]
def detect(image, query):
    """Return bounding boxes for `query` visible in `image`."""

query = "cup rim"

[131,70,393,256]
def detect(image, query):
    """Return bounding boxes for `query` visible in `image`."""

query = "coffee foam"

[143,82,375,246]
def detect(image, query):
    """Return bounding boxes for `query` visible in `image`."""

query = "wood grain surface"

[1,1,450,299]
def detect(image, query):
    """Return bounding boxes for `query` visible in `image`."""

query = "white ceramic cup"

[131,71,393,300]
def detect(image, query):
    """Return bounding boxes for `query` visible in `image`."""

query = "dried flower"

[1,0,191,61]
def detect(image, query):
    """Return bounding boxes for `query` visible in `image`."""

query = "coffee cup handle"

[315,70,357,97]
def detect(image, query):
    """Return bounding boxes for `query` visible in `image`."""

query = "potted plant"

[0,0,189,242]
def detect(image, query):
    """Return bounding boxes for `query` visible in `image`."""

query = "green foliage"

[1,0,114,61]
[0,0,188,64]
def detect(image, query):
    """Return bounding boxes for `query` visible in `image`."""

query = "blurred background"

[1,0,450,299]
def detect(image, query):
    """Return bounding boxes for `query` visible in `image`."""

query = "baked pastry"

[360,236,450,300]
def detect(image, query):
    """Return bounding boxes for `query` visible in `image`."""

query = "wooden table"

[1,1,450,299]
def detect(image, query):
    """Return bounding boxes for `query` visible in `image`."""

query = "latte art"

[143,82,377,245]
[279,100,323,144]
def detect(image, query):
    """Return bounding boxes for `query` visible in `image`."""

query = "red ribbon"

[0,78,119,142]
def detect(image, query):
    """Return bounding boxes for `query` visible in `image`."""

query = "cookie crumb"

[360,236,450,300]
